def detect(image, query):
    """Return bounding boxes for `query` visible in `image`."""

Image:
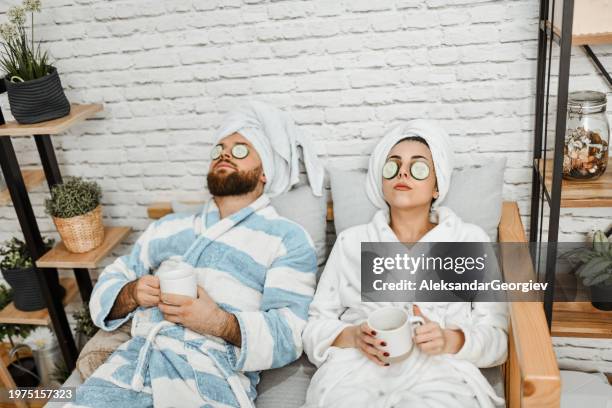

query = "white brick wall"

[0,0,611,372]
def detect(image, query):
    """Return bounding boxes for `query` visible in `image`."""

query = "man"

[70,101,323,408]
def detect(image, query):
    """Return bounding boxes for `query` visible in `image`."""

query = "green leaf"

[577,258,612,280]
[589,273,611,286]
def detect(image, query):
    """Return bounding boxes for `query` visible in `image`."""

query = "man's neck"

[213,191,263,219]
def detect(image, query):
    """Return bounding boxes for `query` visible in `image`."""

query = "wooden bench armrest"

[499,201,560,408]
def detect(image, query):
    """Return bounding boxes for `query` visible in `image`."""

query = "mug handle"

[409,316,425,328]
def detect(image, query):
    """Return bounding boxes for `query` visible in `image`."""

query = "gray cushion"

[255,355,314,408]
[329,158,506,241]
[271,185,328,268]
[480,366,505,399]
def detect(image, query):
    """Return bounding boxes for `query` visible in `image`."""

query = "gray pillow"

[329,158,506,241]
[271,185,328,268]
[170,185,328,268]
[255,355,314,408]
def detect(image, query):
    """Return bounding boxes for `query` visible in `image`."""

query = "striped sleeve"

[230,224,317,372]
[89,221,158,331]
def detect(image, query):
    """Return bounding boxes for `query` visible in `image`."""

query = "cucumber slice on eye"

[232,144,249,159]
[382,160,399,179]
[210,145,223,160]
[410,161,430,180]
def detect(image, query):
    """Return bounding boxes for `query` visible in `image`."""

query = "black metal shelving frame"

[0,83,93,370]
[530,0,612,326]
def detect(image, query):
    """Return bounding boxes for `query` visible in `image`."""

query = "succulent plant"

[564,230,612,287]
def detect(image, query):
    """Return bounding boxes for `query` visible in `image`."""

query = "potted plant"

[0,284,39,387]
[0,0,70,124]
[564,230,612,311]
[73,304,97,351]
[45,176,104,253]
[0,237,64,311]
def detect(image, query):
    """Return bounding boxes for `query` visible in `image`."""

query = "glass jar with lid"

[563,91,609,180]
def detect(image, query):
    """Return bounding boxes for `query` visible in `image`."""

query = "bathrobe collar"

[372,205,460,243]
[184,193,271,266]
[202,193,271,230]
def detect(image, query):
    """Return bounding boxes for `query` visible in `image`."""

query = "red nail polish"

[384,352,389,357]
[381,342,387,347]
[371,331,377,336]
[384,363,390,366]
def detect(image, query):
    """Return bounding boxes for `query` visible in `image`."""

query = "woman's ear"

[433,189,439,199]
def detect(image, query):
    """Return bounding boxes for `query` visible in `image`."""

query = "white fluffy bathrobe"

[302,120,508,408]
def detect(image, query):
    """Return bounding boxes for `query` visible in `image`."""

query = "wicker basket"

[53,206,105,253]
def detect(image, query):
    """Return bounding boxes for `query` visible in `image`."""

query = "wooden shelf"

[0,104,103,137]
[550,22,612,45]
[0,278,78,325]
[552,302,612,339]
[540,158,612,207]
[36,226,131,269]
[148,201,336,221]
[0,168,45,206]
[550,2,612,45]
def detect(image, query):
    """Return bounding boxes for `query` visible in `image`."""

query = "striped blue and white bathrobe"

[71,194,317,408]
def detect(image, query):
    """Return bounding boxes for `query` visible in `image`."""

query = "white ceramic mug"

[157,257,197,299]
[367,307,424,363]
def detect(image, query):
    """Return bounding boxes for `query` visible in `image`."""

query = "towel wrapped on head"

[365,119,455,211]
[214,100,324,197]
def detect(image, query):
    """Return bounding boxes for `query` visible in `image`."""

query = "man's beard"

[207,165,262,196]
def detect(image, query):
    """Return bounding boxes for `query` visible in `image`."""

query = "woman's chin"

[385,197,429,211]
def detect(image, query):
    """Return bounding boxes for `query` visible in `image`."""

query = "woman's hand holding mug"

[332,323,389,366]
[413,305,465,355]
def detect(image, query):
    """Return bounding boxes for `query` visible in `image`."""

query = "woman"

[302,120,508,408]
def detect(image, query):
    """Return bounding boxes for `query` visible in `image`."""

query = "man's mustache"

[214,159,238,170]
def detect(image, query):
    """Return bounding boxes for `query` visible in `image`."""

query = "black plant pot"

[591,284,612,311]
[4,66,70,124]
[1,267,65,312]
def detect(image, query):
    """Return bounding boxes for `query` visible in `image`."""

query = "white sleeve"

[302,237,352,368]
[450,226,509,367]
[451,302,509,368]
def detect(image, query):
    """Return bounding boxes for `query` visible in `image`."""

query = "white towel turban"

[213,100,324,197]
[365,119,455,211]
